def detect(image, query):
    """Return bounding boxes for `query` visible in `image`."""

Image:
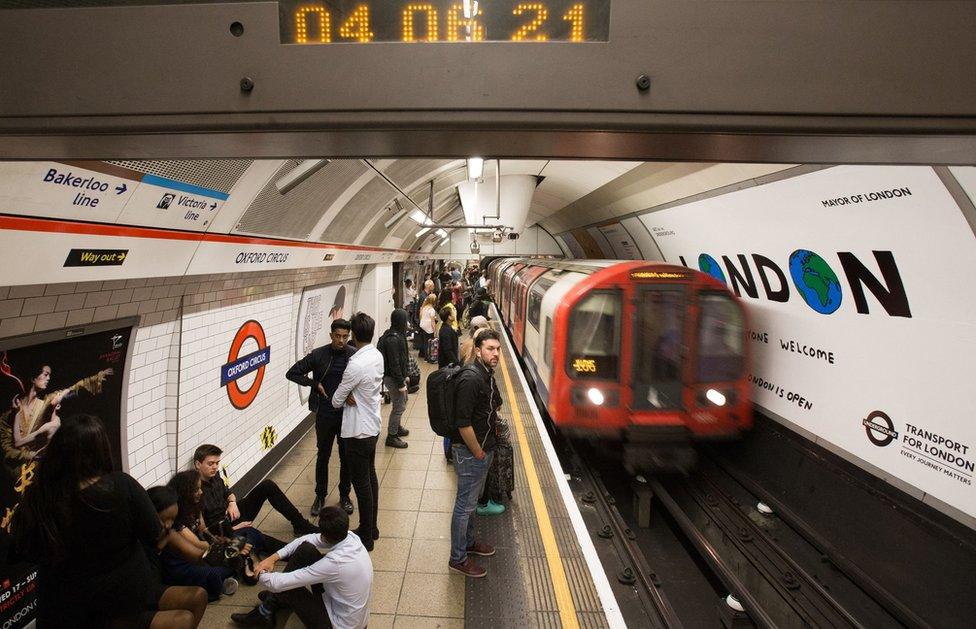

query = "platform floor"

[200,324,611,628]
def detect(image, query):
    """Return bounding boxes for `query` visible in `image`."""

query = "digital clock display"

[279,1,610,44]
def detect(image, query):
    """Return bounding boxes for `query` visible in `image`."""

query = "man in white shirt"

[331,312,383,551]
[230,506,373,628]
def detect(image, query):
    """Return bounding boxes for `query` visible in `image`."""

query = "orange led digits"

[447,4,485,41]
[563,3,584,42]
[339,4,375,42]
[295,4,331,43]
[403,4,439,42]
[512,3,548,41]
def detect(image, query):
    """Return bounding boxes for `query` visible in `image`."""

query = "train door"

[631,286,686,411]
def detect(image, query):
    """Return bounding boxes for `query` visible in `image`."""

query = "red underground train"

[485,258,753,472]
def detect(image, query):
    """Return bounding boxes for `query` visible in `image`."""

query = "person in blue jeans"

[448,329,503,578]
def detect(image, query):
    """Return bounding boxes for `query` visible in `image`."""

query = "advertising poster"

[295,282,355,404]
[640,166,976,518]
[597,221,643,259]
[570,227,608,258]
[558,232,585,259]
[0,324,131,628]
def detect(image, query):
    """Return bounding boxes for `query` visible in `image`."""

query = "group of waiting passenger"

[11,275,512,627]
[11,415,370,628]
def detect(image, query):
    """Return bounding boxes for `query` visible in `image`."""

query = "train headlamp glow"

[587,388,605,405]
[705,388,727,406]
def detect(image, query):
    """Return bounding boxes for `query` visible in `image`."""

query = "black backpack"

[426,363,472,437]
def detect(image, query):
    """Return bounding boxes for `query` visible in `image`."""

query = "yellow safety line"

[497,349,580,629]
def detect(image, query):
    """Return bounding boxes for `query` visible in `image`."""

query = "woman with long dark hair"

[163,470,243,602]
[12,414,206,628]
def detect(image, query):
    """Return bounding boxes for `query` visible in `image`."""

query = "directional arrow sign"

[115,183,127,195]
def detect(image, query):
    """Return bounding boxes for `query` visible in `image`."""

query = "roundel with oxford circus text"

[221,320,272,410]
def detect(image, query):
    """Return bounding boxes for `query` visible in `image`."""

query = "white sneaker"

[222,577,239,596]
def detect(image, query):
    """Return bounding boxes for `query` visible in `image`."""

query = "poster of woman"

[0,322,132,629]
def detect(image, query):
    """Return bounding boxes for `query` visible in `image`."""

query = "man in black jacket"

[376,308,410,449]
[286,318,356,517]
[448,329,502,578]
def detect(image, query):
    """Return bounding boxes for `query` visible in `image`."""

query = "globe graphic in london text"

[698,254,727,284]
[789,249,842,314]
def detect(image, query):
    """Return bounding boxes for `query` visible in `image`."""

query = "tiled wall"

[0,265,364,488]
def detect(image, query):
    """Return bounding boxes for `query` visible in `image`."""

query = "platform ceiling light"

[408,209,433,226]
[705,388,727,406]
[467,157,484,180]
[384,207,407,229]
[587,388,605,406]
[275,159,330,194]
[416,227,432,237]
[435,228,448,239]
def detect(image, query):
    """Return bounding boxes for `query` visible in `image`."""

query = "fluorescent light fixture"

[439,236,450,247]
[587,388,605,405]
[705,388,727,406]
[467,157,484,180]
[383,208,407,229]
[408,209,433,226]
[275,159,329,194]
[416,227,432,238]
[435,228,448,239]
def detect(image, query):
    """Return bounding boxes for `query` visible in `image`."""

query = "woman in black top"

[12,414,206,628]
[438,306,460,368]
[162,470,240,601]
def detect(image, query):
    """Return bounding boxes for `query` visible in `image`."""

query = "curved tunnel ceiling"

[0,157,798,254]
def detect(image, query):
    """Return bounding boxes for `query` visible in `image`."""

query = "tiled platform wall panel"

[0,264,362,488]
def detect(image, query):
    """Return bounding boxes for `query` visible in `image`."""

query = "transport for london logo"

[863,410,898,447]
[221,320,271,410]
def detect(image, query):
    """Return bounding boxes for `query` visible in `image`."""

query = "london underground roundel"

[221,320,272,410]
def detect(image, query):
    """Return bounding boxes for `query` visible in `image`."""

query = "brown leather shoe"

[449,557,487,578]
[466,541,495,557]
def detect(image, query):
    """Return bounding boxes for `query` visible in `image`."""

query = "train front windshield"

[696,293,745,382]
[633,287,686,410]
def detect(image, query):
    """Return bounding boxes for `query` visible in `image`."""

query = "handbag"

[201,536,246,575]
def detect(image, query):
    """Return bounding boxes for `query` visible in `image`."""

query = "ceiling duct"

[458,174,538,237]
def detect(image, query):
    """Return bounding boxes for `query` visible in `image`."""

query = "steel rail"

[647,478,779,629]
[569,450,683,629]
[690,472,867,628]
[710,452,933,629]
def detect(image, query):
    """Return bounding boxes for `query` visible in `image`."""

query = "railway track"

[563,437,913,628]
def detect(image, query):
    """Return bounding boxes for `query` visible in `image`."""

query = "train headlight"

[587,388,605,405]
[705,388,727,406]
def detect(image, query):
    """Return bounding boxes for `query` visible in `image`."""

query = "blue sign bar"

[220,346,271,386]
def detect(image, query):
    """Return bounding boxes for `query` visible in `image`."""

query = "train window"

[567,291,621,380]
[544,316,553,366]
[527,280,552,330]
[633,288,685,410]
[697,293,745,382]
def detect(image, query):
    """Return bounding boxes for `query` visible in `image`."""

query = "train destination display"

[279,1,611,44]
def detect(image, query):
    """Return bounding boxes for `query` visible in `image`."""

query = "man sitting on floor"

[193,444,318,544]
[231,506,373,628]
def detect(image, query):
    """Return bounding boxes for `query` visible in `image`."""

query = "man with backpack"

[376,308,410,449]
[447,329,502,578]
